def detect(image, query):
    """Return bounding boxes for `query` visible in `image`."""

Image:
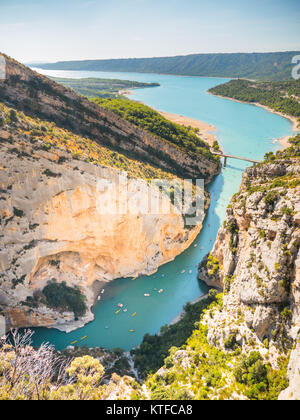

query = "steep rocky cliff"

[0,98,207,332]
[0,54,220,182]
[0,54,221,333]
[199,140,300,399]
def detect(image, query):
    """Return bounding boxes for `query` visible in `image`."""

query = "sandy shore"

[157,111,217,147]
[210,92,300,150]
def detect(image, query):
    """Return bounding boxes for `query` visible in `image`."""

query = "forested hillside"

[34,51,300,81]
[209,79,300,123]
[91,98,218,162]
[51,77,159,98]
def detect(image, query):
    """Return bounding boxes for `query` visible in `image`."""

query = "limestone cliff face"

[0,121,205,333]
[0,54,220,182]
[199,153,300,399]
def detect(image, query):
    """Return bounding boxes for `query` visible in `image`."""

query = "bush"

[42,279,87,318]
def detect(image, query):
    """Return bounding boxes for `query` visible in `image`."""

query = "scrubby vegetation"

[210,79,300,123]
[0,331,140,400]
[143,294,289,400]
[42,279,87,318]
[91,98,218,162]
[0,101,183,182]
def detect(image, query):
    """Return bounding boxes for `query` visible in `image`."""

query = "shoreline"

[209,92,300,150]
[168,293,209,327]
[122,90,217,147]
[157,110,217,147]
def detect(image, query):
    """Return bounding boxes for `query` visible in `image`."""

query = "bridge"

[211,150,261,167]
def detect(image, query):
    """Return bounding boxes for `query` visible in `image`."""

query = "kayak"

[132,312,137,317]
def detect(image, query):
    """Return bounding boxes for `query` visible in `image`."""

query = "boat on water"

[101,289,105,294]
[132,277,137,281]
[158,289,164,294]
[71,341,78,345]
[181,270,185,274]
[123,309,128,313]
[132,312,137,317]
[81,336,87,340]
[118,303,124,308]
[115,309,121,314]
[130,330,135,333]
[144,294,150,297]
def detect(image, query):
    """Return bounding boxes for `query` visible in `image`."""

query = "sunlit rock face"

[0,135,205,332]
[199,155,300,399]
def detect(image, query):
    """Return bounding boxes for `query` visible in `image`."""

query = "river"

[28,69,294,350]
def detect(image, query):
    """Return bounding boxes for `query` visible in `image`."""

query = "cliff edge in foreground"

[199,137,300,399]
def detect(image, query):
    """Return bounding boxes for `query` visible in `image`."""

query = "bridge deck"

[211,150,261,164]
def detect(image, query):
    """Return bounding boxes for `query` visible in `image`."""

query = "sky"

[0,0,299,63]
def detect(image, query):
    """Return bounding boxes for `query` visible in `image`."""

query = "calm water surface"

[28,69,293,350]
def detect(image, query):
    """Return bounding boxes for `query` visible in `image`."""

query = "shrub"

[42,279,87,318]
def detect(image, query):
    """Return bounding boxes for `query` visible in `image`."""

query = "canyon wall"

[199,151,300,399]
[0,126,205,333]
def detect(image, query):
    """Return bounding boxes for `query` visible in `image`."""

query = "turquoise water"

[28,69,294,351]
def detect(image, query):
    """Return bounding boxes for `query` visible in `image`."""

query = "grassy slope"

[0,101,184,182]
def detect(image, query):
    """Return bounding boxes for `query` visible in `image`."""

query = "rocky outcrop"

[199,152,300,398]
[0,54,220,182]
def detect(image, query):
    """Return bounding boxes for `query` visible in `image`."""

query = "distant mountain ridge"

[33,51,300,81]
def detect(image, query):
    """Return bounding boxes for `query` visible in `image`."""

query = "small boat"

[118,303,124,308]
[158,289,164,294]
[115,309,121,314]
[123,309,128,313]
[98,296,101,301]
[81,336,87,340]
[161,274,165,277]
[189,270,193,274]
[71,341,78,345]
[132,312,137,317]
[130,330,135,333]
[181,270,186,274]
[144,293,150,297]
[101,289,105,294]
[132,277,137,281]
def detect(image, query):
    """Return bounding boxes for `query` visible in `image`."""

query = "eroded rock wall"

[199,155,300,398]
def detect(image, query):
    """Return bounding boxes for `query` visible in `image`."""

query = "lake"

[28,69,294,350]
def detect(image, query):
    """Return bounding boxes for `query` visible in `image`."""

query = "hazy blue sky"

[0,0,299,63]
